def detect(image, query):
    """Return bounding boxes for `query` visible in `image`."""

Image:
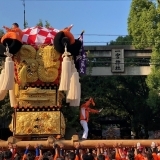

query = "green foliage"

[86,51,94,75]
[0,95,14,124]
[44,20,51,28]
[128,0,157,49]
[80,75,150,134]
[36,20,51,28]
[36,19,43,27]
[150,47,160,67]
[61,105,80,131]
[110,35,133,45]
[143,4,160,118]
[0,29,4,38]
[146,67,160,90]
[147,89,160,111]
[154,21,160,49]
[146,55,160,115]
[127,0,160,132]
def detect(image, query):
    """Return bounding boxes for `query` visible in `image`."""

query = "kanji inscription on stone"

[111,49,124,73]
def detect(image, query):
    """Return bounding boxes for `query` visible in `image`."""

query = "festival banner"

[78,31,87,74]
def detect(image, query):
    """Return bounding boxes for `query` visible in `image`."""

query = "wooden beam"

[0,136,160,149]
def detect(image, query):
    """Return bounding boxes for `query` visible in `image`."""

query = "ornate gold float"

[9,45,65,139]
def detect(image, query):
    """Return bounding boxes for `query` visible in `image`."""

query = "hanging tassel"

[0,69,5,90]
[9,81,18,107]
[0,90,8,101]
[0,69,7,100]
[65,62,77,103]
[59,44,72,91]
[67,61,81,106]
[1,45,14,90]
[66,61,75,103]
[66,91,70,103]
[69,82,81,107]
[1,57,14,90]
[67,62,80,100]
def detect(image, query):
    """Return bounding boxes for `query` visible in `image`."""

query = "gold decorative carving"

[42,46,60,68]
[9,111,65,136]
[36,46,60,61]
[18,88,56,108]
[16,45,37,59]
[38,66,58,82]
[14,45,61,84]
[17,59,39,83]
[15,83,20,97]
[36,46,60,69]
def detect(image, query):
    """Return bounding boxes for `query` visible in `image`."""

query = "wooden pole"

[55,139,160,149]
[0,136,160,149]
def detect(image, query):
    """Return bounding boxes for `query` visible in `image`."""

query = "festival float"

[0,24,82,141]
[0,24,159,149]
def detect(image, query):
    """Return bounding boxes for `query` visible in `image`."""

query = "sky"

[0,0,131,45]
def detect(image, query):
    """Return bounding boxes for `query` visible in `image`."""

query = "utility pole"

[22,0,26,29]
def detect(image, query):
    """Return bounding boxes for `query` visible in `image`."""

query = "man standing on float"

[80,98,103,140]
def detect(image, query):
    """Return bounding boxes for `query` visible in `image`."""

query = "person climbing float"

[80,98,103,140]
[1,23,23,55]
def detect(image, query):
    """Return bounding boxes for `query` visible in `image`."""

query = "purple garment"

[78,33,86,74]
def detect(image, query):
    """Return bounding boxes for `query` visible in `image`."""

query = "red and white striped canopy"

[22,26,59,45]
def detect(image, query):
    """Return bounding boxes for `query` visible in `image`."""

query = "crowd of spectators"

[1,141,160,160]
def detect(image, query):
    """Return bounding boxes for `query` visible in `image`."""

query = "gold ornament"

[16,45,37,59]
[18,88,57,108]
[9,111,65,136]
[38,66,58,82]
[18,59,39,84]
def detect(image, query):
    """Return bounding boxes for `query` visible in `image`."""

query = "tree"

[110,35,133,45]
[36,20,52,28]
[76,73,151,138]
[146,47,160,123]
[128,0,157,49]
[0,29,4,38]
[36,19,43,27]
[0,95,14,128]
[44,20,51,28]
[128,0,160,133]
[128,0,160,116]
